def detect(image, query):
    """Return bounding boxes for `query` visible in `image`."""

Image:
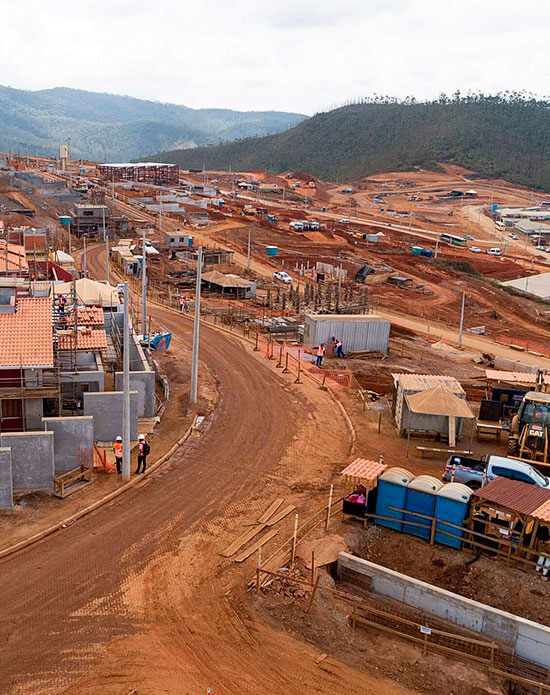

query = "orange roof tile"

[0,296,53,368]
[58,328,107,351]
[0,241,28,273]
[532,500,550,524]
[340,457,387,481]
[67,307,104,327]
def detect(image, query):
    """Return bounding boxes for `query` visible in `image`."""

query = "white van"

[488,247,501,256]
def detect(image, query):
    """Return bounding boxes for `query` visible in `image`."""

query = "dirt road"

[0,246,412,694]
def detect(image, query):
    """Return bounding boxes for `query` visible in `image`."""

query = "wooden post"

[256,545,262,595]
[430,517,436,545]
[311,550,315,586]
[325,484,334,532]
[320,373,327,391]
[253,332,259,351]
[291,514,299,567]
[306,576,319,614]
[423,630,428,656]
[406,430,411,458]
[294,350,302,384]
[377,411,382,434]
[276,346,283,368]
[268,339,274,359]
[282,351,290,373]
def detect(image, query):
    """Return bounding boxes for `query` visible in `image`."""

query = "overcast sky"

[2,0,548,115]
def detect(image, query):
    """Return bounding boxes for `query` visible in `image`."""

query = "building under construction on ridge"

[98,163,179,186]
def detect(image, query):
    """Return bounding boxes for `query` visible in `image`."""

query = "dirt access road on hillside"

[0,247,412,695]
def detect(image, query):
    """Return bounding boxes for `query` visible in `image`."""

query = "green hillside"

[0,86,306,161]
[149,94,550,189]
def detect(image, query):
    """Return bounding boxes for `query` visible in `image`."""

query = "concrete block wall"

[24,398,44,430]
[338,552,550,668]
[0,447,13,509]
[83,391,138,443]
[42,416,94,472]
[0,432,55,492]
[114,370,155,417]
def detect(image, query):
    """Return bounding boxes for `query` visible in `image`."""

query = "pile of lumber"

[221,498,295,562]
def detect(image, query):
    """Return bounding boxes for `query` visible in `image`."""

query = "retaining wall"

[42,416,94,472]
[83,391,138,442]
[0,447,13,509]
[338,552,550,668]
[0,432,54,492]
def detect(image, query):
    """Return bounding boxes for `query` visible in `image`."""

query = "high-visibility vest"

[316,346,325,356]
[113,442,123,457]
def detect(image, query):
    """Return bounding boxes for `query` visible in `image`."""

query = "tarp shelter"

[53,250,74,265]
[404,384,475,447]
[54,278,120,308]
[201,270,256,298]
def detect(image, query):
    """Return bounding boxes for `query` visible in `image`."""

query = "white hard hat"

[116,436,122,442]
[138,434,145,440]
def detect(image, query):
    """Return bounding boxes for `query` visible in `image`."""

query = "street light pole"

[105,233,110,285]
[83,236,87,277]
[190,246,203,405]
[141,228,147,335]
[247,228,251,271]
[122,282,131,482]
[458,291,465,348]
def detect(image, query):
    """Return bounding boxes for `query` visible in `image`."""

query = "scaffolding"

[98,163,179,186]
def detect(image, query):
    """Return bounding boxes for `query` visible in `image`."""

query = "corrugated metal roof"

[392,373,465,394]
[485,370,550,386]
[474,478,550,516]
[340,457,387,481]
[306,314,389,323]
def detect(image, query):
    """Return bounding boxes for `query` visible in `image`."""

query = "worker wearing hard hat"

[136,434,150,474]
[113,436,123,475]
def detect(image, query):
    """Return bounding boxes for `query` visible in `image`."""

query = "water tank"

[403,476,443,540]
[266,246,278,256]
[375,467,415,532]
[59,216,71,226]
[434,483,472,549]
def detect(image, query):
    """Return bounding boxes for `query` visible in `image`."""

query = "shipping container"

[303,314,390,354]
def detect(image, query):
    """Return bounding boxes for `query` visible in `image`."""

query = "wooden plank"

[266,504,296,526]
[257,498,284,524]
[233,529,279,562]
[220,523,267,557]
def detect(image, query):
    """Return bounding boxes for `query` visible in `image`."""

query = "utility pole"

[83,236,87,277]
[435,234,439,258]
[159,203,163,234]
[68,221,72,256]
[105,233,110,285]
[458,291,465,348]
[247,228,251,271]
[141,228,147,335]
[190,246,203,405]
[122,282,131,482]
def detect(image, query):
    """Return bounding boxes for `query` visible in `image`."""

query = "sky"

[1,0,548,115]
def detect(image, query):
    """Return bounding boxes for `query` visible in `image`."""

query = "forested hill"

[0,85,306,161]
[149,95,550,189]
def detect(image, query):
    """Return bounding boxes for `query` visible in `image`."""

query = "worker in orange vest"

[314,343,326,368]
[113,435,123,475]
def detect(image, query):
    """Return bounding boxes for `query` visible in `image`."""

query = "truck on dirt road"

[442,454,550,490]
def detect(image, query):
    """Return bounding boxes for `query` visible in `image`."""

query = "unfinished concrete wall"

[0,447,13,509]
[42,416,94,472]
[0,432,54,492]
[24,398,44,430]
[338,553,550,668]
[83,391,138,443]
[114,370,155,417]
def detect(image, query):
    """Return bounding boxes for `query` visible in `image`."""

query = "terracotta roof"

[532,500,550,523]
[67,307,104,327]
[58,328,107,351]
[0,241,28,273]
[0,296,53,368]
[474,478,550,516]
[340,457,387,481]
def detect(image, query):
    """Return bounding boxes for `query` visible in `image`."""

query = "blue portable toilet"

[266,246,278,256]
[403,476,442,540]
[492,203,498,212]
[434,483,472,549]
[375,467,414,531]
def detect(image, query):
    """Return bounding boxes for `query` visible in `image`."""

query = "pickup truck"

[442,454,550,490]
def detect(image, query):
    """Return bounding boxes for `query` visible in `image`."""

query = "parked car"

[488,247,502,256]
[442,454,550,490]
[464,234,474,240]
[509,233,519,240]
[273,271,292,284]
[338,218,350,224]
[469,246,482,253]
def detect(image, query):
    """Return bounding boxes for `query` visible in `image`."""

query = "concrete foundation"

[338,552,550,668]
[0,432,54,492]
[114,370,155,417]
[83,391,138,442]
[42,416,94,472]
[0,447,13,509]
